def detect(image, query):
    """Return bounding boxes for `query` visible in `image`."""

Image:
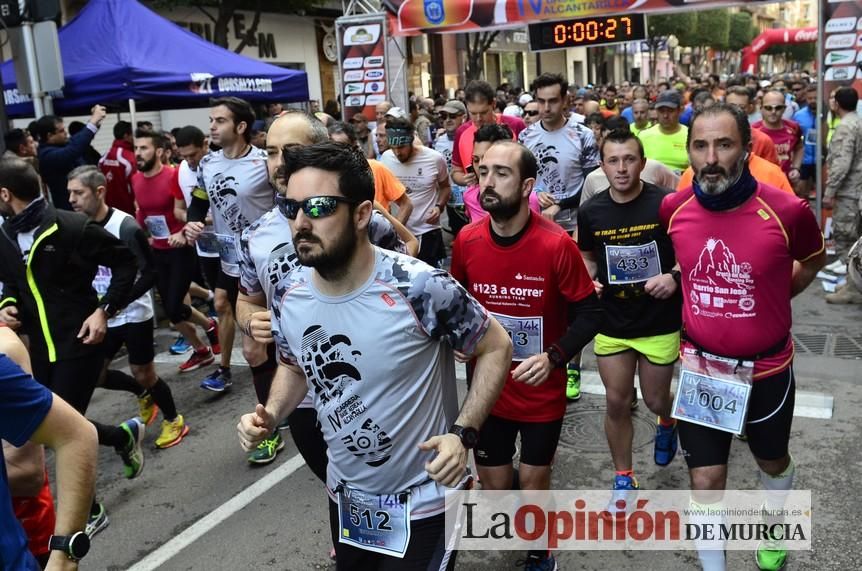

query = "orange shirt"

[676,154,793,194]
[751,128,780,165]
[369,159,406,211]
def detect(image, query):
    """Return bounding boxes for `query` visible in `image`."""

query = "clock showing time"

[528,14,647,52]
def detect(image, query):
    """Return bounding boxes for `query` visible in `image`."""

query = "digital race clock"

[528,14,647,52]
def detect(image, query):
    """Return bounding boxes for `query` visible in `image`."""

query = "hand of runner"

[78,309,107,344]
[426,205,442,225]
[592,279,604,298]
[184,221,205,242]
[453,350,471,363]
[511,352,552,386]
[823,195,834,209]
[237,404,275,451]
[537,192,557,209]
[541,204,560,222]
[419,433,466,488]
[788,167,800,183]
[0,306,21,330]
[248,310,273,343]
[167,231,187,248]
[644,273,677,300]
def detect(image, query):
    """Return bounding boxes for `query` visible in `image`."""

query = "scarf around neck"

[7,196,47,236]
[692,162,758,211]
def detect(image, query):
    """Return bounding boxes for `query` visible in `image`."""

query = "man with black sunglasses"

[433,100,469,237]
[238,141,512,569]
[753,90,803,182]
[522,100,540,126]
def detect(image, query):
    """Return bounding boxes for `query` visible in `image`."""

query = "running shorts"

[594,331,681,366]
[102,320,155,366]
[475,414,564,467]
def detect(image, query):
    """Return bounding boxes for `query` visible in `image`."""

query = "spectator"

[68,122,102,166]
[98,120,137,215]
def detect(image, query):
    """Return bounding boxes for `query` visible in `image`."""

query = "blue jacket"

[37,125,96,210]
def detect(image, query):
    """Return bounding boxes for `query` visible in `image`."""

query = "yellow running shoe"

[138,393,159,426]
[155,415,189,449]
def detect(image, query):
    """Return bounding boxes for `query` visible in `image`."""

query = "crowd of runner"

[3,66,855,571]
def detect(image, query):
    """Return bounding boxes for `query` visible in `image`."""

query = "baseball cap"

[385,106,407,119]
[441,100,466,115]
[518,93,533,106]
[654,90,682,109]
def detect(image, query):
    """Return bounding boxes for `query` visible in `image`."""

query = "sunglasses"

[276,195,357,220]
[762,105,786,112]
[524,110,540,116]
[438,112,461,120]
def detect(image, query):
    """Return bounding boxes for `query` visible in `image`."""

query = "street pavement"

[70,281,861,570]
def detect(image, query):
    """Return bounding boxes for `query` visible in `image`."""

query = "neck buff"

[7,196,47,236]
[692,162,758,211]
[387,127,413,147]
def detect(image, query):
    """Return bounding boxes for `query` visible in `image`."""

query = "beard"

[136,156,157,172]
[480,187,522,222]
[293,219,358,281]
[694,153,747,196]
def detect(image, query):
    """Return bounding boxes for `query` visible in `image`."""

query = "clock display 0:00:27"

[554,16,632,44]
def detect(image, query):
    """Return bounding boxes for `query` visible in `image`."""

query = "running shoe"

[178,347,214,373]
[517,552,557,570]
[85,502,109,538]
[205,318,221,355]
[565,365,581,401]
[138,392,159,426]
[200,367,232,393]
[155,415,190,449]
[654,418,679,466]
[756,535,787,570]
[248,432,285,464]
[604,474,640,517]
[169,334,192,355]
[118,417,145,479]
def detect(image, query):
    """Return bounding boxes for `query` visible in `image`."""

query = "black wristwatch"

[670,270,682,285]
[49,531,90,561]
[98,302,117,318]
[449,424,479,449]
[545,345,566,369]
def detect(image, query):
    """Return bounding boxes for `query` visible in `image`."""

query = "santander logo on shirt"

[688,238,757,318]
[515,272,544,282]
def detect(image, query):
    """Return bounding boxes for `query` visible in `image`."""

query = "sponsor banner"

[445,490,812,551]
[824,49,856,65]
[337,14,388,122]
[387,0,790,35]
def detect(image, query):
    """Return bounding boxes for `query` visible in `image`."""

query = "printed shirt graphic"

[178,160,219,259]
[577,182,681,339]
[450,213,595,422]
[660,183,824,379]
[271,248,490,516]
[752,119,802,174]
[518,116,599,230]
[197,147,273,276]
[379,146,448,236]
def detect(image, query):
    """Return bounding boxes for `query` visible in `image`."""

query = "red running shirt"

[450,212,595,421]
[131,166,185,250]
[660,183,824,379]
[752,119,801,174]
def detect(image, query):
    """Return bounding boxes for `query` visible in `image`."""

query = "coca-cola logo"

[793,30,817,42]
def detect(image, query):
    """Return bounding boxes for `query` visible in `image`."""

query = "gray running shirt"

[271,248,490,518]
[197,147,272,276]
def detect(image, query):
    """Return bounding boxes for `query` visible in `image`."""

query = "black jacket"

[0,205,137,363]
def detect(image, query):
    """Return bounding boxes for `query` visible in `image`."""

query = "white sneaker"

[833,264,848,275]
[825,259,846,273]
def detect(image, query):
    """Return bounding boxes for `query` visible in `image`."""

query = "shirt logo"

[515,272,544,282]
[381,293,396,307]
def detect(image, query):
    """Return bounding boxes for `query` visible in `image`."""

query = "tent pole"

[129,98,137,130]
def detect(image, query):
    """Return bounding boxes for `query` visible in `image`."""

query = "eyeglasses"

[524,110,540,116]
[762,105,786,112]
[275,195,357,220]
[438,113,460,120]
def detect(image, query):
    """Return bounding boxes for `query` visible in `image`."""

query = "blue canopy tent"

[1,0,309,118]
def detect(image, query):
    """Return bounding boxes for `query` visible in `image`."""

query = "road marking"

[128,453,306,571]
[153,351,250,368]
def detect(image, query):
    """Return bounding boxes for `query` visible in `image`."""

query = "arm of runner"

[644,263,680,300]
[788,136,804,183]
[123,221,157,302]
[3,440,45,497]
[173,197,188,223]
[374,202,419,257]
[237,363,307,450]
[792,251,826,297]
[236,292,272,343]
[420,317,511,487]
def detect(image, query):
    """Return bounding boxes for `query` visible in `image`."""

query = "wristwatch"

[670,270,682,285]
[449,424,479,449]
[49,531,90,561]
[545,344,566,369]
[98,302,117,318]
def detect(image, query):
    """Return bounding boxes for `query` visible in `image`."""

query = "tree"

[646,12,697,80]
[727,12,756,52]
[689,9,730,70]
[464,31,500,81]
[150,0,323,52]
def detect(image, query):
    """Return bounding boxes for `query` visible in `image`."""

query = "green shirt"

[638,124,689,174]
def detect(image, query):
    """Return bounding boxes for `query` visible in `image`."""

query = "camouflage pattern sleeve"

[238,222,263,295]
[408,268,490,354]
[825,117,862,199]
[368,212,405,254]
[269,283,298,366]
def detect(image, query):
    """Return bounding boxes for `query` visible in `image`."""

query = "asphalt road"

[68,282,861,571]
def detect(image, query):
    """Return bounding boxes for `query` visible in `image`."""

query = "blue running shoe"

[654,419,679,466]
[518,552,557,570]
[169,334,192,355]
[200,367,232,393]
[605,474,639,517]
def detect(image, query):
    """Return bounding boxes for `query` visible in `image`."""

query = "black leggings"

[153,247,196,324]
[32,353,103,414]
